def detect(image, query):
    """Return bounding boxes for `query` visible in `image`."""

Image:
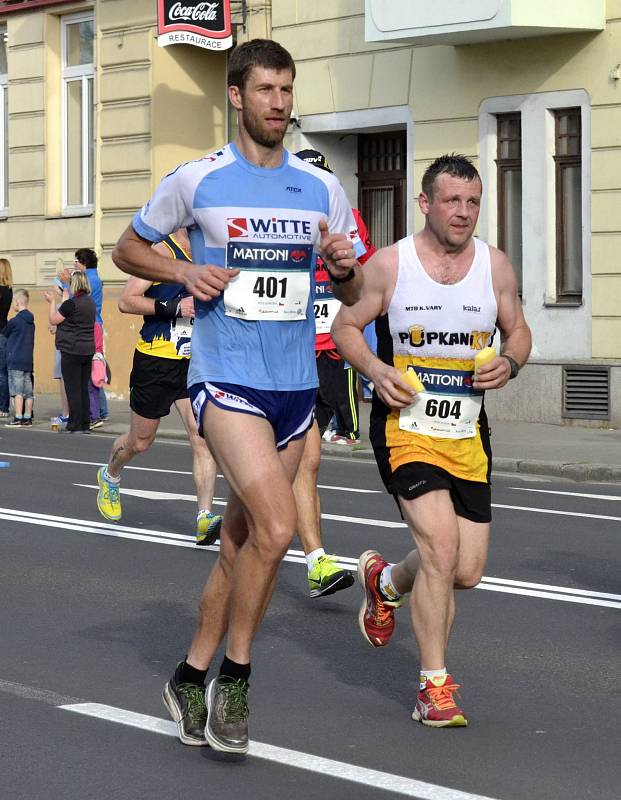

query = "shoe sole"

[412,707,468,727]
[196,516,223,547]
[309,570,355,598]
[162,682,209,746]
[357,550,383,647]
[96,469,122,522]
[204,679,249,755]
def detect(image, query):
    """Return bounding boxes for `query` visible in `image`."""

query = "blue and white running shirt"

[133,143,365,391]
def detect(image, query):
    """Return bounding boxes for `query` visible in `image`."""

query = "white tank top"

[388,235,498,360]
[378,235,498,446]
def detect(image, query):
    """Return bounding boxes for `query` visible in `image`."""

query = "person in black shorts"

[333,154,531,727]
[96,230,222,545]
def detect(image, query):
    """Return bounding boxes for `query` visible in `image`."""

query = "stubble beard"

[242,106,289,150]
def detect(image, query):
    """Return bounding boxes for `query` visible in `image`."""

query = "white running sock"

[420,668,447,690]
[305,548,325,572]
[104,467,120,484]
[379,564,401,601]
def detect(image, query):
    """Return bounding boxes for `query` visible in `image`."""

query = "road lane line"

[72,483,621,526]
[0,451,380,494]
[510,487,621,501]
[1,507,619,609]
[72,485,407,527]
[60,702,499,800]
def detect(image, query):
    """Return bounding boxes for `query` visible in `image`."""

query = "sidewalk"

[30,393,621,482]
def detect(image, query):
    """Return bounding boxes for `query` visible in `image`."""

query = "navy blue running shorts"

[190,381,317,451]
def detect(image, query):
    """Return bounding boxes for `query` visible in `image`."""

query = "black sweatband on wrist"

[154,298,180,319]
[501,354,520,379]
[327,267,356,285]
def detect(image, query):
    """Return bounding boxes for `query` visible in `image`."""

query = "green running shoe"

[196,510,223,546]
[308,554,355,598]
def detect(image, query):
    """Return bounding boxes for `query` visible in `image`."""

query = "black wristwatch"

[327,267,356,285]
[501,354,520,379]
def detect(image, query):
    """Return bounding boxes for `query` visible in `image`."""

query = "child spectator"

[1,289,35,427]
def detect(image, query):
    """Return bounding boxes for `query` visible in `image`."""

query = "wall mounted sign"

[157,1,232,51]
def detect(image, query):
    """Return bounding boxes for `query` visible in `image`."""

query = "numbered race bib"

[314,297,340,334]
[398,366,483,439]
[224,242,312,321]
[170,316,193,357]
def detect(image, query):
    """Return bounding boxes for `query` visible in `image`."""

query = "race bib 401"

[224,242,312,321]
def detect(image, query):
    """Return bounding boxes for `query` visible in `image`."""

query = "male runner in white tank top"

[333,154,531,727]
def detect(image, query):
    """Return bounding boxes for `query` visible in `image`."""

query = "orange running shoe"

[357,550,404,647]
[412,674,468,727]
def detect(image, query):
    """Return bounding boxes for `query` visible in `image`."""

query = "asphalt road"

[0,426,618,800]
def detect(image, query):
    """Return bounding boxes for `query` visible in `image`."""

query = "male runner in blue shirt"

[111,39,365,755]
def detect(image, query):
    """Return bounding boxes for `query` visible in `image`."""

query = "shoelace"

[426,682,461,711]
[104,483,120,506]
[221,680,249,722]
[179,684,207,724]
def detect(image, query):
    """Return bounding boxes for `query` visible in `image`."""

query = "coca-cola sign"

[157,0,232,51]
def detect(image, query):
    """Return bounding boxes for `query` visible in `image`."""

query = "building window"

[496,113,522,293]
[0,30,8,213]
[62,13,94,211]
[554,108,582,301]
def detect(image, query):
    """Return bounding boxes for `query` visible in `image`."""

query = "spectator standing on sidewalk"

[1,288,35,427]
[0,258,13,417]
[74,248,109,425]
[45,270,96,434]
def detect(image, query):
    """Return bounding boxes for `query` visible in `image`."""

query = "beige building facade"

[275,0,621,427]
[2,0,620,426]
[0,0,267,397]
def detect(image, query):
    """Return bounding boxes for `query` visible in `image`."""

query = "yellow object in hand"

[402,369,425,393]
[474,346,497,372]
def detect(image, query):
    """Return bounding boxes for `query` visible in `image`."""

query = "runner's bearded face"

[237,66,293,149]
[423,174,482,252]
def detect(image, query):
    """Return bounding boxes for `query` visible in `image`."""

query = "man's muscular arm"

[331,245,418,409]
[473,248,532,390]
[112,225,238,302]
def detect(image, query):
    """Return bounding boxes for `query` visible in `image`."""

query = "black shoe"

[5,418,23,427]
[205,676,249,754]
[21,418,32,427]
[162,668,208,747]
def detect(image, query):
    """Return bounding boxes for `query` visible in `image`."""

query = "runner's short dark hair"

[227,38,296,90]
[75,248,98,269]
[422,154,481,199]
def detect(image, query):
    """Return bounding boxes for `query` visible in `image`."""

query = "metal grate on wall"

[562,366,610,420]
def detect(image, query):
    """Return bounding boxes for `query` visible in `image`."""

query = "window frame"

[495,112,523,294]
[478,90,591,362]
[61,11,94,215]
[554,107,582,301]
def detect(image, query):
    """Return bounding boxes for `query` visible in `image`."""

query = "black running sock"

[219,656,251,683]
[176,659,208,686]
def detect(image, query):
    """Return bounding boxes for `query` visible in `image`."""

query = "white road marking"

[510,487,621,501]
[73,484,406,527]
[0,451,380,494]
[60,702,499,800]
[1,507,619,609]
[492,503,621,523]
[73,483,621,526]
